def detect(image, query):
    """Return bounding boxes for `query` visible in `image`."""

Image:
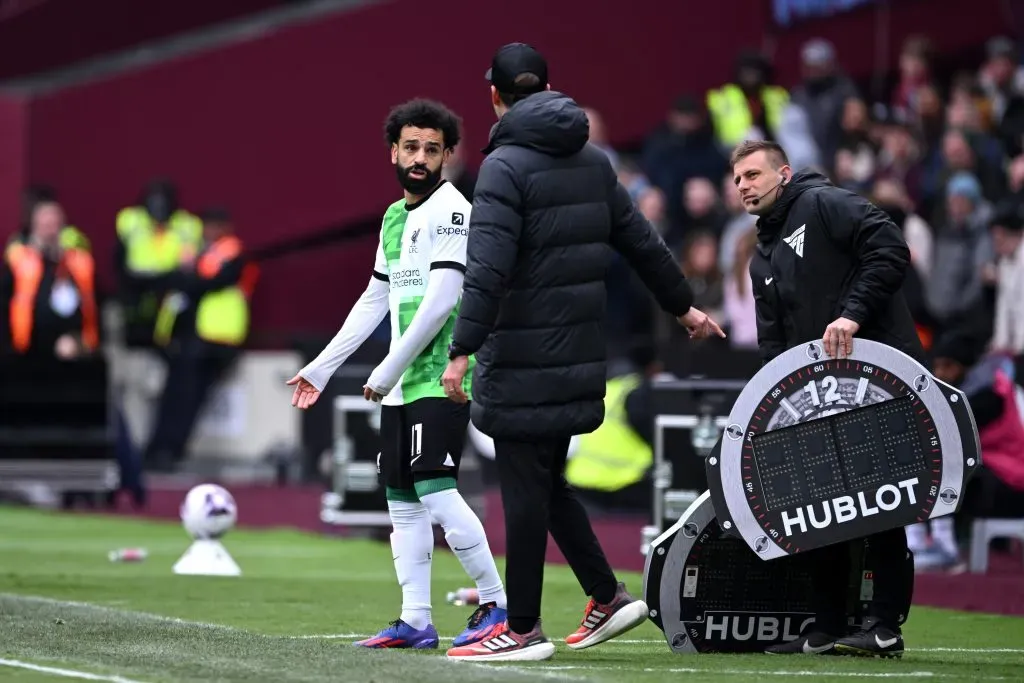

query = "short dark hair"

[384,99,462,150]
[730,140,789,169]
[497,73,542,108]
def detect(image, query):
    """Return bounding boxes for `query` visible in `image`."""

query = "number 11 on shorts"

[411,422,423,461]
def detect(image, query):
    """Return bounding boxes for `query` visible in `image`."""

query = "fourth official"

[732,139,920,658]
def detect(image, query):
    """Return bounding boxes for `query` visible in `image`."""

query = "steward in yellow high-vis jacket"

[143,207,259,472]
[114,179,202,348]
[706,51,789,149]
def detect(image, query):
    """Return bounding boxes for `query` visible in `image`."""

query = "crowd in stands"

[600,34,1024,367]
[592,34,1024,571]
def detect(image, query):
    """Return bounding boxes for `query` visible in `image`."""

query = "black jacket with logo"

[749,169,924,365]
[452,91,694,440]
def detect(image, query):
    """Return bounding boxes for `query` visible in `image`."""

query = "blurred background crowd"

[603,33,1024,364]
[1,0,1022,576]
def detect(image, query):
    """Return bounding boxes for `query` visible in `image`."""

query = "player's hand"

[823,317,860,359]
[677,307,726,340]
[286,374,321,409]
[441,356,470,404]
[363,385,384,402]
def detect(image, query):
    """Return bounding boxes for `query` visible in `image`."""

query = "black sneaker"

[765,630,838,655]
[833,617,904,658]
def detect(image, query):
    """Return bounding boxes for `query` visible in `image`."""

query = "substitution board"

[642,489,913,654]
[706,339,981,558]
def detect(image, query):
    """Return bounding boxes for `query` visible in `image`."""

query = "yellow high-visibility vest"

[115,206,202,274]
[154,235,258,347]
[566,374,652,492]
[706,83,789,148]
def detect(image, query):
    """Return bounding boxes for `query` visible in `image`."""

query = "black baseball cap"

[485,42,548,95]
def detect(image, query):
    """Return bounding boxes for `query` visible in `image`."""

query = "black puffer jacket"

[749,169,925,365]
[452,91,694,439]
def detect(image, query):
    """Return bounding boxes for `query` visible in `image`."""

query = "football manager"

[732,139,921,658]
[440,42,724,662]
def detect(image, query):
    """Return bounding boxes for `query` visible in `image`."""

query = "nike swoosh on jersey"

[875,634,899,648]
[765,277,774,285]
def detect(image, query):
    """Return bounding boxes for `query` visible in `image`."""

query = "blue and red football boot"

[353,620,439,649]
[452,602,508,647]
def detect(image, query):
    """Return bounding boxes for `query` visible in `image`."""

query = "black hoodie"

[452,91,694,439]
[749,169,924,365]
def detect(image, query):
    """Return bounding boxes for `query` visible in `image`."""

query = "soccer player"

[287,99,507,650]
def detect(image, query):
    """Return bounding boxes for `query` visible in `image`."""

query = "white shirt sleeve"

[428,201,470,270]
[365,267,463,395]
[298,238,390,392]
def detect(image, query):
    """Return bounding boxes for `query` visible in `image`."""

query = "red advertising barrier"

[0,0,282,79]
[14,0,1010,338]
[0,93,28,234]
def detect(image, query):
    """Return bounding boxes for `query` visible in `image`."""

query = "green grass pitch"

[0,506,1022,682]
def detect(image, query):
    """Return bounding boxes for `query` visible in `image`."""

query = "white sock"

[905,523,928,553]
[420,488,507,609]
[388,499,433,630]
[930,517,959,556]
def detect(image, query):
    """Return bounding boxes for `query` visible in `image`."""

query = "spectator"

[872,178,936,350]
[677,177,727,241]
[924,129,1005,224]
[637,186,669,237]
[640,95,727,226]
[584,107,620,171]
[1005,154,1024,212]
[892,35,935,124]
[925,172,994,336]
[922,334,1024,568]
[1,200,98,358]
[979,36,1024,157]
[617,157,652,202]
[834,97,878,190]
[706,50,789,149]
[872,178,933,280]
[774,99,821,172]
[875,117,925,207]
[916,83,947,149]
[677,230,724,325]
[789,38,859,170]
[989,202,1024,354]
[721,226,758,349]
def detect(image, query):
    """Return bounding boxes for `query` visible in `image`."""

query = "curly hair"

[384,98,462,150]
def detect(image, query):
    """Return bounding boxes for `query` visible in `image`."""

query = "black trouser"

[808,526,911,635]
[145,337,237,468]
[495,438,619,634]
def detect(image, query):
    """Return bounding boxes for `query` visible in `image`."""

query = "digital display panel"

[750,396,926,512]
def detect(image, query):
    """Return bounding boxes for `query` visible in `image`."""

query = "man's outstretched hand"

[678,307,727,340]
[286,374,321,409]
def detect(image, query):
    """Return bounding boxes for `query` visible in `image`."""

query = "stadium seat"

[969,518,1024,573]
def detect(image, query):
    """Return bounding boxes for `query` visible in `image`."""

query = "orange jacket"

[6,243,99,353]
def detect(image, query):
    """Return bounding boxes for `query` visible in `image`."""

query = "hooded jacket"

[749,169,924,365]
[451,91,694,439]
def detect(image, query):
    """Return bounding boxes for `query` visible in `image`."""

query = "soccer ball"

[180,484,238,540]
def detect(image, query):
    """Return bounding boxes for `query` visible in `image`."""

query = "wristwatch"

[448,342,470,360]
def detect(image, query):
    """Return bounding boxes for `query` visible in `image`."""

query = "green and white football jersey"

[373,181,474,406]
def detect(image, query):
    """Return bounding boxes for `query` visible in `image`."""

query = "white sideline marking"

[294,633,1024,654]
[0,659,146,683]
[2,594,232,631]
[534,665,1011,679]
[919,648,1024,653]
